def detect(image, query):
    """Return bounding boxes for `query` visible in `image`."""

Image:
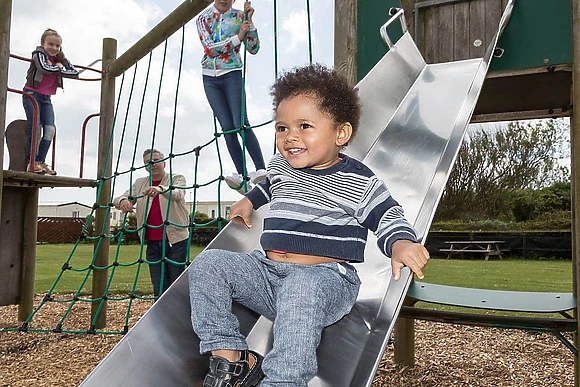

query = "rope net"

[3,0,318,335]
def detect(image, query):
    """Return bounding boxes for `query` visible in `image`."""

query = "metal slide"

[81,2,513,386]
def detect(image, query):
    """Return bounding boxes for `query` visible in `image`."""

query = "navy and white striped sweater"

[245,153,418,263]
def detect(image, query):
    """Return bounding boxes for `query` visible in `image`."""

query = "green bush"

[509,181,570,223]
[431,210,571,232]
[510,190,537,222]
[538,181,570,212]
[192,211,211,224]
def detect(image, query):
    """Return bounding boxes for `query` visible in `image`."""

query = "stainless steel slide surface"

[81,2,513,386]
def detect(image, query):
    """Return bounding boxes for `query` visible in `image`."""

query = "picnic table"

[440,240,505,260]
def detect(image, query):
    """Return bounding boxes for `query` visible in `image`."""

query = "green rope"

[147,38,170,293]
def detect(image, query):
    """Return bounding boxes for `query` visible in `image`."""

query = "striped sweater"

[245,153,418,263]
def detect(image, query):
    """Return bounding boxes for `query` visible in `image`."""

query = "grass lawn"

[35,245,573,297]
[35,243,206,295]
[421,257,572,293]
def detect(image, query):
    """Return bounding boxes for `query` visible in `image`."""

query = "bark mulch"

[0,295,574,386]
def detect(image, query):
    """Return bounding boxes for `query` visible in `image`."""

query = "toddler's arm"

[231,178,270,228]
[228,197,254,229]
[390,239,430,281]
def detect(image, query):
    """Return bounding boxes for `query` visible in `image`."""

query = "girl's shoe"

[225,173,251,194]
[27,161,45,174]
[40,163,57,175]
[203,350,264,387]
[249,169,267,185]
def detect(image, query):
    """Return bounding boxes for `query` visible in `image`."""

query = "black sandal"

[203,349,264,387]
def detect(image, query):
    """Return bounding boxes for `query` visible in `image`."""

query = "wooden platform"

[3,170,99,188]
[2,120,99,189]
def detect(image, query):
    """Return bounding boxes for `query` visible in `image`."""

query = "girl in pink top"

[22,28,78,174]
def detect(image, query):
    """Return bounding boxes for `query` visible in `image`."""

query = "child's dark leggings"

[202,71,266,174]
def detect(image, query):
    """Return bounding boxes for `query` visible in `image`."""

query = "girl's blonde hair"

[40,28,65,62]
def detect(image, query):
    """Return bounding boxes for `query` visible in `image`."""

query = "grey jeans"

[189,249,361,387]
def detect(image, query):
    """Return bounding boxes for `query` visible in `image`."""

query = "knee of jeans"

[189,249,232,276]
[42,125,56,140]
[188,250,214,272]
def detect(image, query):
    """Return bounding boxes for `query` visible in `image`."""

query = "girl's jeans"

[22,90,56,163]
[202,71,266,174]
[146,239,188,297]
[189,249,361,387]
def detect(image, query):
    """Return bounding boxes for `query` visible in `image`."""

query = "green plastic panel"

[490,0,572,71]
[357,0,403,82]
[357,0,573,80]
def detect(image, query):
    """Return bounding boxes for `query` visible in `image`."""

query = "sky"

[5,0,335,205]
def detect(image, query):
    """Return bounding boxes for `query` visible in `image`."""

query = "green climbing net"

[4,0,317,335]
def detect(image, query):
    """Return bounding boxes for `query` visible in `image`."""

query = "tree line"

[434,119,570,225]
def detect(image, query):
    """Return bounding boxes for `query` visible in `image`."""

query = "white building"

[37,202,93,219]
[190,201,235,219]
[38,201,125,227]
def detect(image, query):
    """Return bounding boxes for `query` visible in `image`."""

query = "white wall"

[38,203,91,218]
[58,203,93,218]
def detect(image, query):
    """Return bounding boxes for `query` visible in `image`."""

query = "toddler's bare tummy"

[266,250,345,265]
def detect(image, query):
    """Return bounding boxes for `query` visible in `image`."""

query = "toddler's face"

[42,35,62,57]
[274,95,352,170]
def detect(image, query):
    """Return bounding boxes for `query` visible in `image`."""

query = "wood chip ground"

[0,295,573,386]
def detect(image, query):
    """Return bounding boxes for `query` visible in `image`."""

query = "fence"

[37,217,86,243]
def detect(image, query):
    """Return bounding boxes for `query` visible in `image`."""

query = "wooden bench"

[440,240,505,260]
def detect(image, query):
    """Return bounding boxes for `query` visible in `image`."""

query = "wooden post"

[0,0,12,218]
[91,38,117,329]
[18,188,38,320]
[334,0,358,85]
[571,1,579,385]
[394,299,415,365]
[108,0,212,77]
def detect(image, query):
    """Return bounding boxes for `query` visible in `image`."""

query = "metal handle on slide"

[380,7,408,49]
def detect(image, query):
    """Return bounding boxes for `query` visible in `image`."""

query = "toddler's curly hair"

[270,64,361,144]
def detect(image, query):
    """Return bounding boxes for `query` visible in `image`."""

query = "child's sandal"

[27,161,44,174]
[203,349,264,387]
